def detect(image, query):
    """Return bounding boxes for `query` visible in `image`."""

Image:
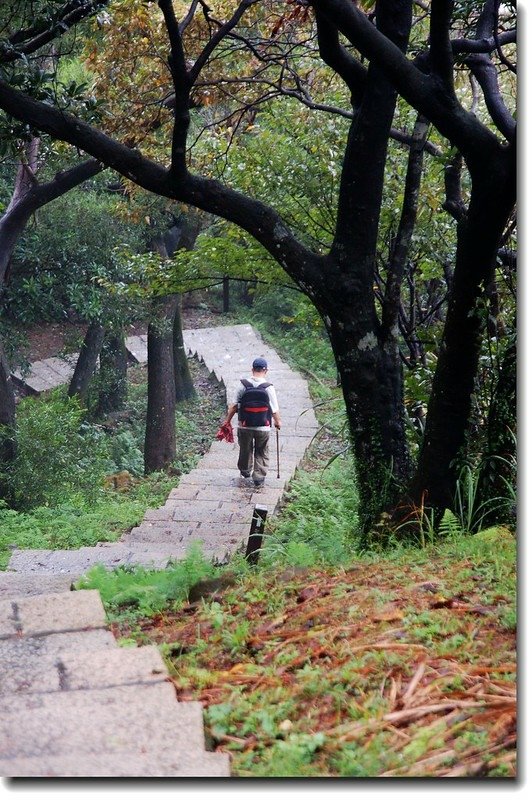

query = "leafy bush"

[106,430,144,476]
[0,496,144,569]
[5,181,144,324]
[1,390,110,509]
[262,456,359,567]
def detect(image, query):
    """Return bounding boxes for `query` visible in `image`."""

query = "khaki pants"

[237,428,270,482]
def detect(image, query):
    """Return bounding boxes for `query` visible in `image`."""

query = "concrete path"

[0,324,318,778]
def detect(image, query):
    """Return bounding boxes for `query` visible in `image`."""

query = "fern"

[438,509,464,538]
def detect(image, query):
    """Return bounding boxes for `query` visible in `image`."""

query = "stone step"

[177,468,295,488]
[123,521,250,545]
[0,684,207,760]
[0,573,74,599]
[0,628,117,665]
[0,590,106,640]
[6,547,181,576]
[125,334,148,364]
[0,748,230,778]
[0,644,167,696]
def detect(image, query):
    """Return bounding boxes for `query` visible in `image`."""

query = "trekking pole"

[276,428,280,479]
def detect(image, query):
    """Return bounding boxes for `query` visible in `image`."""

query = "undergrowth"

[100,530,516,778]
[0,357,226,567]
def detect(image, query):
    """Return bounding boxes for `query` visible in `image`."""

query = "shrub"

[2,390,110,509]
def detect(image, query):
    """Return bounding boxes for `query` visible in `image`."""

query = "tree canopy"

[0,0,517,532]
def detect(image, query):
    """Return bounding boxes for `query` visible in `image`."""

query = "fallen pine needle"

[401,660,426,707]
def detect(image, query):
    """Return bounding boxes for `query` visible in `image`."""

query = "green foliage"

[438,509,463,538]
[4,182,143,326]
[201,100,346,251]
[262,457,359,568]
[75,542,216,619]
[453,456,516,533]
[106,430,144,476]
[1,390,110,510]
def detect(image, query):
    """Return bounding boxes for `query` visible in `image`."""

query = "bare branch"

[451,28,516,54]
[0,1,107,64]
[188,0,259,84]
[179,0,200,35]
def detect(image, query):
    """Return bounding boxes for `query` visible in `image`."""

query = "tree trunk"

[411,158,515,511]
[240,280,256,307]
[222,276,230,312]
[96,328,128,415]
[475,337,516,526]
[67,320,105,403]
[326,312,410,535]
[173,295,195,402]
[144,296,178,473]
[0,337,16,492]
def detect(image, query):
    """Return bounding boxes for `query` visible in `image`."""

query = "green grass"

[103,526,514,777]
[0,473,175,569]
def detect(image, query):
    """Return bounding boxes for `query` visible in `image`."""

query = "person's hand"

[275,422,281,430]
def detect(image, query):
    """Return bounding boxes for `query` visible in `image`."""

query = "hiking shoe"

[240,470,252,478]
[253,479,265,488]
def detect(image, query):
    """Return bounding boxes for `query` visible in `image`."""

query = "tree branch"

[311,0,504,166]
[0,1,107,64]
[442,151,467,223]
[382,113,430,337]
[315,11,367,105]
[429,0,455,92]
[158,0,191,177]
[463,1,516,140]
[188,0,259,84]
[0,77,321,294]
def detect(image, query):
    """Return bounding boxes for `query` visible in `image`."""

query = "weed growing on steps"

[74,541,217,625]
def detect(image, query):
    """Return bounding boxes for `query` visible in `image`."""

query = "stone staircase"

[0,324,319,778]
[0,588,229,777]
[5,324,319,576]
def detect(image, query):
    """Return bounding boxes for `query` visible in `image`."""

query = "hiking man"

[222,357,281,487]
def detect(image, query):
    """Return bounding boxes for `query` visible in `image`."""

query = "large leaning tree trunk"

[310,1,414,530]
[67,320,105,403]
[312,0,516,519]
[144,294,178,473]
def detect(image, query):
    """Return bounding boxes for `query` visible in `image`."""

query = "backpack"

[238,379,273,427]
